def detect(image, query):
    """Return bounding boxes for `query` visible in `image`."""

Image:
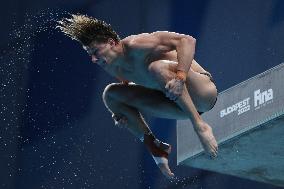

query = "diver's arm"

[123,31,196,100]
[124,31,196,81]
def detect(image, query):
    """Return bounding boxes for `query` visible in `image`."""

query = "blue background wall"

[1,0,284,188]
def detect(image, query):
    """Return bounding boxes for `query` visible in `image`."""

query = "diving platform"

[177,63,284,187]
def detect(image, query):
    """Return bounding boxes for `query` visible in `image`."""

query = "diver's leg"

[102,83,175,178]
[148,61,218,158]
[174,84,218,157]
[103,83,189,120]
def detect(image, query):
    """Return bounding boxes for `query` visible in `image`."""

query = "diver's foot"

[195,122,218,158]
[156,157,175,179]
[143,133,175,179]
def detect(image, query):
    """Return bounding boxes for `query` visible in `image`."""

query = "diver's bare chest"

[116,58,150,81]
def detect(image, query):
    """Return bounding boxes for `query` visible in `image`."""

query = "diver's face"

[83,40,112,67]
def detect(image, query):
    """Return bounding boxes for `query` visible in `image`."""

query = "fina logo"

[220,88,274,118]
[254,89,273,109]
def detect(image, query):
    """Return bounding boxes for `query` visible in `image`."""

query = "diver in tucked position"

[57,14,218,179]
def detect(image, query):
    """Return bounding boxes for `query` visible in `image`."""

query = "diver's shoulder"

[121,33,151,50]
[122,33,150,44]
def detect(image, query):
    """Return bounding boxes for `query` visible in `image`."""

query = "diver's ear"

[108,38,116,46]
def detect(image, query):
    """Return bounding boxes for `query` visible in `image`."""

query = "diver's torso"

[105,46,207,90]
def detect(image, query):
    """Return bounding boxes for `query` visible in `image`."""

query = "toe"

[212,149,218,158]
[158,163,175,179]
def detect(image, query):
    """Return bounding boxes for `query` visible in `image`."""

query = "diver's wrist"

[175,70,187,82]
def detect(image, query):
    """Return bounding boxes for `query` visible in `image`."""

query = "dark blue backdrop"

[1,0,284,188]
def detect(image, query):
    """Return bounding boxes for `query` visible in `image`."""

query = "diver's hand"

[165,78,185,101]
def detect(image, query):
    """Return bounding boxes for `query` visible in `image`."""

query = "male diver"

[57,14,218,179]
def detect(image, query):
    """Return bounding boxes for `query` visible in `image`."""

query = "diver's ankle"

[194,120,210,132]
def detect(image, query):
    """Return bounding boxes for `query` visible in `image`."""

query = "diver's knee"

[148,60,171,74]
[148,61,161,73]
[148,61,176,84]
[102,83,123,101]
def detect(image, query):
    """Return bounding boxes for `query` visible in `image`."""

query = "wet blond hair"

[57,14,120,46]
